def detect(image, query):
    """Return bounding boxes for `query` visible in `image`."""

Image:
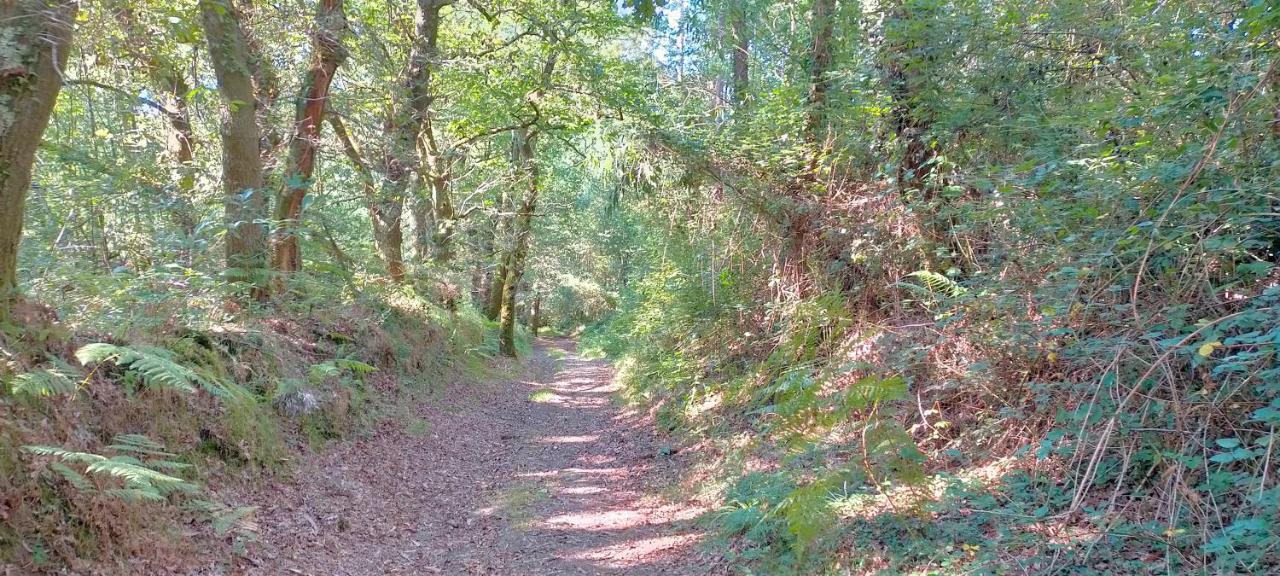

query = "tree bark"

[529,290,541,336]
[0,0,78,320]
[490,49,557,333]
[884,1,934,200]
[270,0,348,279]
[411,183,433,262]
[201,0,270,299]
[375,0,451,282]
[730,7,750,105]
[484,184,511,320]
[803,0,836,174]
[499,126,539,357]
[422,118,456,262]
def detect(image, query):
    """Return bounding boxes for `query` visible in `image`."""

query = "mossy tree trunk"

[490,49,557,332]
[499,126,539,357]
[200,0,270,300]
[803,0,835,176]
[529,290,542,336]
[422,118,456,263]
[0,0,78,320]
[484,186,511,321]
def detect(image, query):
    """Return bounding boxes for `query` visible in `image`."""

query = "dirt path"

[237,338,719,575]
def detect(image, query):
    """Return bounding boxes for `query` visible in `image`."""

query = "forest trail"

[238,338,718,575]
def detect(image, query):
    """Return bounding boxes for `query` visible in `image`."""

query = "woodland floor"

[233,338,721,575]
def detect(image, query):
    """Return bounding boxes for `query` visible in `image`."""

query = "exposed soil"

[235,338,721,575]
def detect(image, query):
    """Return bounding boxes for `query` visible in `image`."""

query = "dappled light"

[3,0,1278,573]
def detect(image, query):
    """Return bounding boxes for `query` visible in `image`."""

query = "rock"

[275,386,325,417]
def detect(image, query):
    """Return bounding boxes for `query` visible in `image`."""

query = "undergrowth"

[593,191,1280,574]
[0,277,494,572]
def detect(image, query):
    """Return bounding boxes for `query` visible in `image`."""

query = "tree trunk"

[529,290,542,336]
[410,185,433,262]
[0,0,78,320]
[803,0,836,174]
[490,50,556,329]
[422,119,456,263]
[730,7,750,105]
[484,186,511,320]
[884,1,934,200]
[201,0,269,299]
[270,0,348,279]
[375,0,449,283]
[328,115,398,279]
[499,126,539,357]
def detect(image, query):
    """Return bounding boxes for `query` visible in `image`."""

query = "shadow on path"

[240,338,720,575]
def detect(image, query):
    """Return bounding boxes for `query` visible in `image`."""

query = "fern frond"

[25,435,197,500]
[24,445,109,464]
[107,433,177,457]
[75,343,227,397]
[782,475,840,557]
[84,458,190,490]
[49,461,94,490]
[309,358,378,383]
[9,362,79,397]
[102,487,166,502]
[333,359,376,374]
[212,505,256,536]
[843,375,908,411]
[900,270,967,298]
[187,500,259,537]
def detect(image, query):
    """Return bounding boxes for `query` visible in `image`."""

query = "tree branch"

[66,79,172,117]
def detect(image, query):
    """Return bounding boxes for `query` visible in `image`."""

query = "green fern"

[25,435,196,502]
[842,375,908,412]
[75,343,226,397]
[783,473,842,557]
[9,360,80,397]
[898,270,967,298]
[308,358,377,383]
[48,461,93,491]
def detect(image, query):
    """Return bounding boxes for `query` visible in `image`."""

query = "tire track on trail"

[238,338,723,575]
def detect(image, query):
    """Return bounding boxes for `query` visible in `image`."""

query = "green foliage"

[186,499,258,554]
[4,0,1279,570]
[25,435,196,502]
[308,358,376,383]
[8,360,79,397]
[896,270,965,299]
[75,343,225,397]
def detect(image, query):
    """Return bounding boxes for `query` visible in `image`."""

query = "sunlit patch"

[683,390,722,420]
[536,434,600,444]
[528,388,557,402]
[1022,520,1103,545]
[541,509,648,531]
[559,486,609,495]
[514,466,631,481]
[567,534,704,568]
[576,454,616,465]
[560,466,631,476]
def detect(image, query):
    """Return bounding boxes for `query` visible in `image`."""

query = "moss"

[221,394,284,469]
